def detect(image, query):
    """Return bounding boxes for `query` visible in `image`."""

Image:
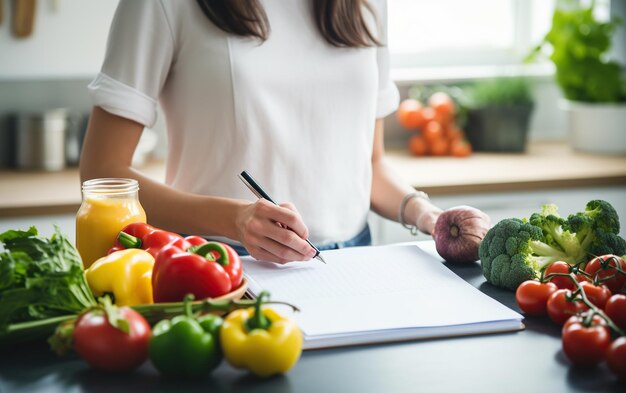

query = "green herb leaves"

[528,1,626,103]
[0,226,96,332]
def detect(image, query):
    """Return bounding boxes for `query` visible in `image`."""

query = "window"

[387,0,556,73]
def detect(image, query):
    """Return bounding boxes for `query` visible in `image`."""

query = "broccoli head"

[586,229,626,256]
[480,200,626,291]
[529,204,586,263]
[479,218,579,291]
[567,199,624,257]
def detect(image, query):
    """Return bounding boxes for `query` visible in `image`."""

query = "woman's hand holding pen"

[235,199,317,263]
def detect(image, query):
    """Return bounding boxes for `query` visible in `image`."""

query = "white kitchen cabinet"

[369,186,626,245]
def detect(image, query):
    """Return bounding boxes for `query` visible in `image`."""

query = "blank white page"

[242,244,523,344]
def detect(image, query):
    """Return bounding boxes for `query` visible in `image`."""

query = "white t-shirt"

[89,0,399,245]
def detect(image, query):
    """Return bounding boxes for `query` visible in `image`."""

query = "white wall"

[0,0,118,79]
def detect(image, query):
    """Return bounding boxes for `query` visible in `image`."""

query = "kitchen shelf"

[0,141,624,217]
[385,140,626,194]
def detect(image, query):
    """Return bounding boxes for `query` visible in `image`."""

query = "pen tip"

[316,255,327,264]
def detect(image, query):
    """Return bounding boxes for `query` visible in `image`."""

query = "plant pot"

[464,104,533,152]
[561,100,626,154]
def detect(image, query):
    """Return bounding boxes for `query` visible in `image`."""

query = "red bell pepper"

[108,222,186,258]
[152,239,243,302]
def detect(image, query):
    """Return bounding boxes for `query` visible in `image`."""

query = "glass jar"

[76,178,146,268]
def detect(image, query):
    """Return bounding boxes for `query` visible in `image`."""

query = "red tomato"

[544,261,576,290]
[446,127,464,144]
[429,137,449,157]
[607,336,626,379]
[73,307,151,372]
[575,273,591,283]
[579,281,612,309]
[605,294,626,331]
[584,255,626,293]
[547,289,587,325]
[515,280,558,316]
[408,135,428,156]
[428,92,455,122]
[421,107,437,124]
[561,316,611,367]
[450,140,472,157]
[397,99,426,130]
[562,313,606,331]
[421,121,443,143]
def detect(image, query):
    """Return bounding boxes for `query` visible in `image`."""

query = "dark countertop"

[1,242,622,393]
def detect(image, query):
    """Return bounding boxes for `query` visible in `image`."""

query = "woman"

[80,0,442,263]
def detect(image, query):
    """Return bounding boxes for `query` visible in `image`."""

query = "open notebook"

[241,243,524,350]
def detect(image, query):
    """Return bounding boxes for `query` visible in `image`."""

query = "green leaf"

[0,226,38,243]
[527,0,626,102]
[0,226,96,332]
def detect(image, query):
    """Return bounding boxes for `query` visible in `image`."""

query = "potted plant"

[527,0,626,154]
[462,77,534,152]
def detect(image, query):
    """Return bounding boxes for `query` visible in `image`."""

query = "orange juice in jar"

[76,178,146,268]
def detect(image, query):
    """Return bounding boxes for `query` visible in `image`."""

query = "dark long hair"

[195,0,381,48]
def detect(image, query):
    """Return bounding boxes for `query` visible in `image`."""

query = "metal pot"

[16,109,67,171]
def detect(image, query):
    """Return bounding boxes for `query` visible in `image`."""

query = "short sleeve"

[375,1,399,118]
[88,0,175,127]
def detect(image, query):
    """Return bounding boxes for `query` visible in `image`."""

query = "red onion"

[434,206,491,263]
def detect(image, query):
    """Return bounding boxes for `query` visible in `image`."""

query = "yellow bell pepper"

[85,248,155,306]
[220,292,302,377]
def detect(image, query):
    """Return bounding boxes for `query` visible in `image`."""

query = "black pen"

[238,171,327,264]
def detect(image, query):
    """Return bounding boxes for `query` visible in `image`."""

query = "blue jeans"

[229,225,372,256]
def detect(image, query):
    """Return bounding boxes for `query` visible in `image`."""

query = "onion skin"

[434,206,491,263]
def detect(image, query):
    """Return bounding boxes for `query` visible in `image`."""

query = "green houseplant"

[462,77,534,152]
[527,0,626,153]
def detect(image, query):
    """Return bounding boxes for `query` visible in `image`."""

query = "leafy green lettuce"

[0,226,96,331]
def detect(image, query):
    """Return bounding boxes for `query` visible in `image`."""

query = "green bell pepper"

[148,295,223,377]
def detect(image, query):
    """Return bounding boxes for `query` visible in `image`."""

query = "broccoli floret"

[584,200,620,234]
[566,199,624,257]
[479,218,577,291]
[529,204,585,263]
[587,229,626,256]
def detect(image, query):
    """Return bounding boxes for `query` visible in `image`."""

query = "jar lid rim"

[82,178,139,192]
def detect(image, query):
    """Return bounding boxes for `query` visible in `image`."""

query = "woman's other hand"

[235,199,316,263]
[416,207,442,236]
[406,197,442,236]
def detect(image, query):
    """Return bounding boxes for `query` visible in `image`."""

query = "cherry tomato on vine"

[562,313,606,331]
[544,261,576,290]
[546,289,587,326]
[561,315,611,367]
[579,281,612,309]
[515,280,557,316]
[607,336,626,379]
[584,255,626,293]
[73,307,151,372]
[605,294,626,331]
[573,269,591,283]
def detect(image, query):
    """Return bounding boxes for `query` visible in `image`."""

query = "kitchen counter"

[1,241,623,393]
[386,140,626,194]
[1,141,625,217]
